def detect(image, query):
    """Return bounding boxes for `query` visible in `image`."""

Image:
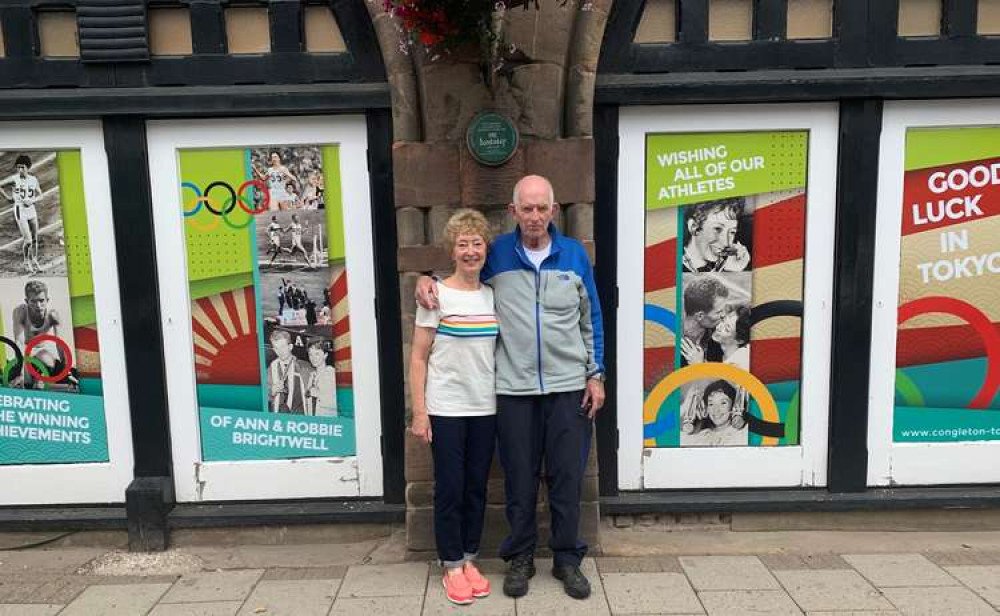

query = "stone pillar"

[368,1,611,557]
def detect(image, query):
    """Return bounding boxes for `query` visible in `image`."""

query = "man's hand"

[415,275,439,310]
[410,412,432,444]
[581,377,605,419]
[680,337,705,365]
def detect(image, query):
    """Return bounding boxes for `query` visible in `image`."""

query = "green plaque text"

[466,112,519,166]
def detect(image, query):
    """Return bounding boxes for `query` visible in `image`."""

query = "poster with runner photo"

[0,150,108,465]
[0,151,78,393]
[0,151,67,278]
[179,143,354,461]
[257,210,327,274]
[249,147,326,211]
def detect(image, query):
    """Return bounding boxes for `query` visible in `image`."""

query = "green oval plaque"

[466,112,519,166]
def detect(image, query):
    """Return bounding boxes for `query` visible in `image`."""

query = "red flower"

[419,31,443,45]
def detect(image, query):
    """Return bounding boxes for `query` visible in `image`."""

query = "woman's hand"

[680,337,705,365]
[680,387,705,432]
[730,387,748,429]
[411,412,432,445]
[723,242,751,272]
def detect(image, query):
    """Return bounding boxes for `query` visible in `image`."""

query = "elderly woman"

[682,198,751,272]
[680,379,749,447]
[409,209,497,605]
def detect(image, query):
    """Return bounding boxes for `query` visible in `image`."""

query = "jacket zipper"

[535,266,544,393]
[517,231,560,395]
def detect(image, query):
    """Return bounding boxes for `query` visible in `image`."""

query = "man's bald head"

[512,175,555,207]
[509,174,558,248]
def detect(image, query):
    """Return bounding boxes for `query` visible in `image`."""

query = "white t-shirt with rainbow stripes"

[415,282,497,417]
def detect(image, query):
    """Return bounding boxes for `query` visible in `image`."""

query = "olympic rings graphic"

[221,196,256,230]
[749,300,803,325]
[181,182,203,217]
[24,335,74,383]
[181,179,272,231]
[898,296,1000,409]
[644,363,783,447]
[642,300,803,444]
[0,336,23,387]
[24,357,51,389]
[184,197,223,233]
[644,304,677,335]
[202,182,237,216]
[894,368,925,407]
[237,180,270,215]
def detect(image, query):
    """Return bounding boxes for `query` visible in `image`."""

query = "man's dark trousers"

[496,390,591,567]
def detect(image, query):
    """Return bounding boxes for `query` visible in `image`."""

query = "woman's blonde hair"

[442,208,492,253]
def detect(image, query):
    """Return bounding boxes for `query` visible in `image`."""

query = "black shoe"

[503,552,536,597]
[552,564,591,599]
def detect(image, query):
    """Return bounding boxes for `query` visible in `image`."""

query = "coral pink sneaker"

[464,562,491,598]
[442,569,475,605]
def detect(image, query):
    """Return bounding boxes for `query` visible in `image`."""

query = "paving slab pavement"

[679,555,781,591]
[601,571,701,614]
[159,570,264,604]
[842,553,959,588]
[0,606,64,616]
[697,589,801,615]
[945,565,1000,608]
[148,602,242,616]
[879,585,997,615]
[59,583,171,616]
[0,533,999,614]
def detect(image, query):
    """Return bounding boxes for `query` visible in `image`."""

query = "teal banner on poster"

[0,389,108,465]
[200,407,356,461]
[895,406,1000,443]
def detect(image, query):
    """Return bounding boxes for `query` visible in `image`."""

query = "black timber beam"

[0,83,390,120]
[104,116,175,550]
[597,0,645,73]
[270,0,305,53]
[943,0,978,38]
[331,0,386,80]
[0,506,127,531]
[189,0,227,54]
[595,65,1000,104]
[0,4,37,58]
[168,500,405,527]
[827,99,881,492]
[593,104,620,498]
[633,40,836,72]
[367,108,406,505]
[754,0,788,41]
[602,486,1000,514]
[678,0,708,44]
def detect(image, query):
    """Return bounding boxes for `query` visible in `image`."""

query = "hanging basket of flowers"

[383,0,493,49]
[382,0,569,53]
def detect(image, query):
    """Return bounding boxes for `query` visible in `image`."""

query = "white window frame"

[868,99,1000,486]
[617,104,838,490]
[147,116,382,502]
[0,121,134,505]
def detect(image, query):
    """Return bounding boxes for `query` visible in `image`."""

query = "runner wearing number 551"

[0,155,43,274]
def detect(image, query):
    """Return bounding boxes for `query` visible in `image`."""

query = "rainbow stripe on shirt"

[437,315,499,338]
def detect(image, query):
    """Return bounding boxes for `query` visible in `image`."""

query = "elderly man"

[416,175,605,599]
